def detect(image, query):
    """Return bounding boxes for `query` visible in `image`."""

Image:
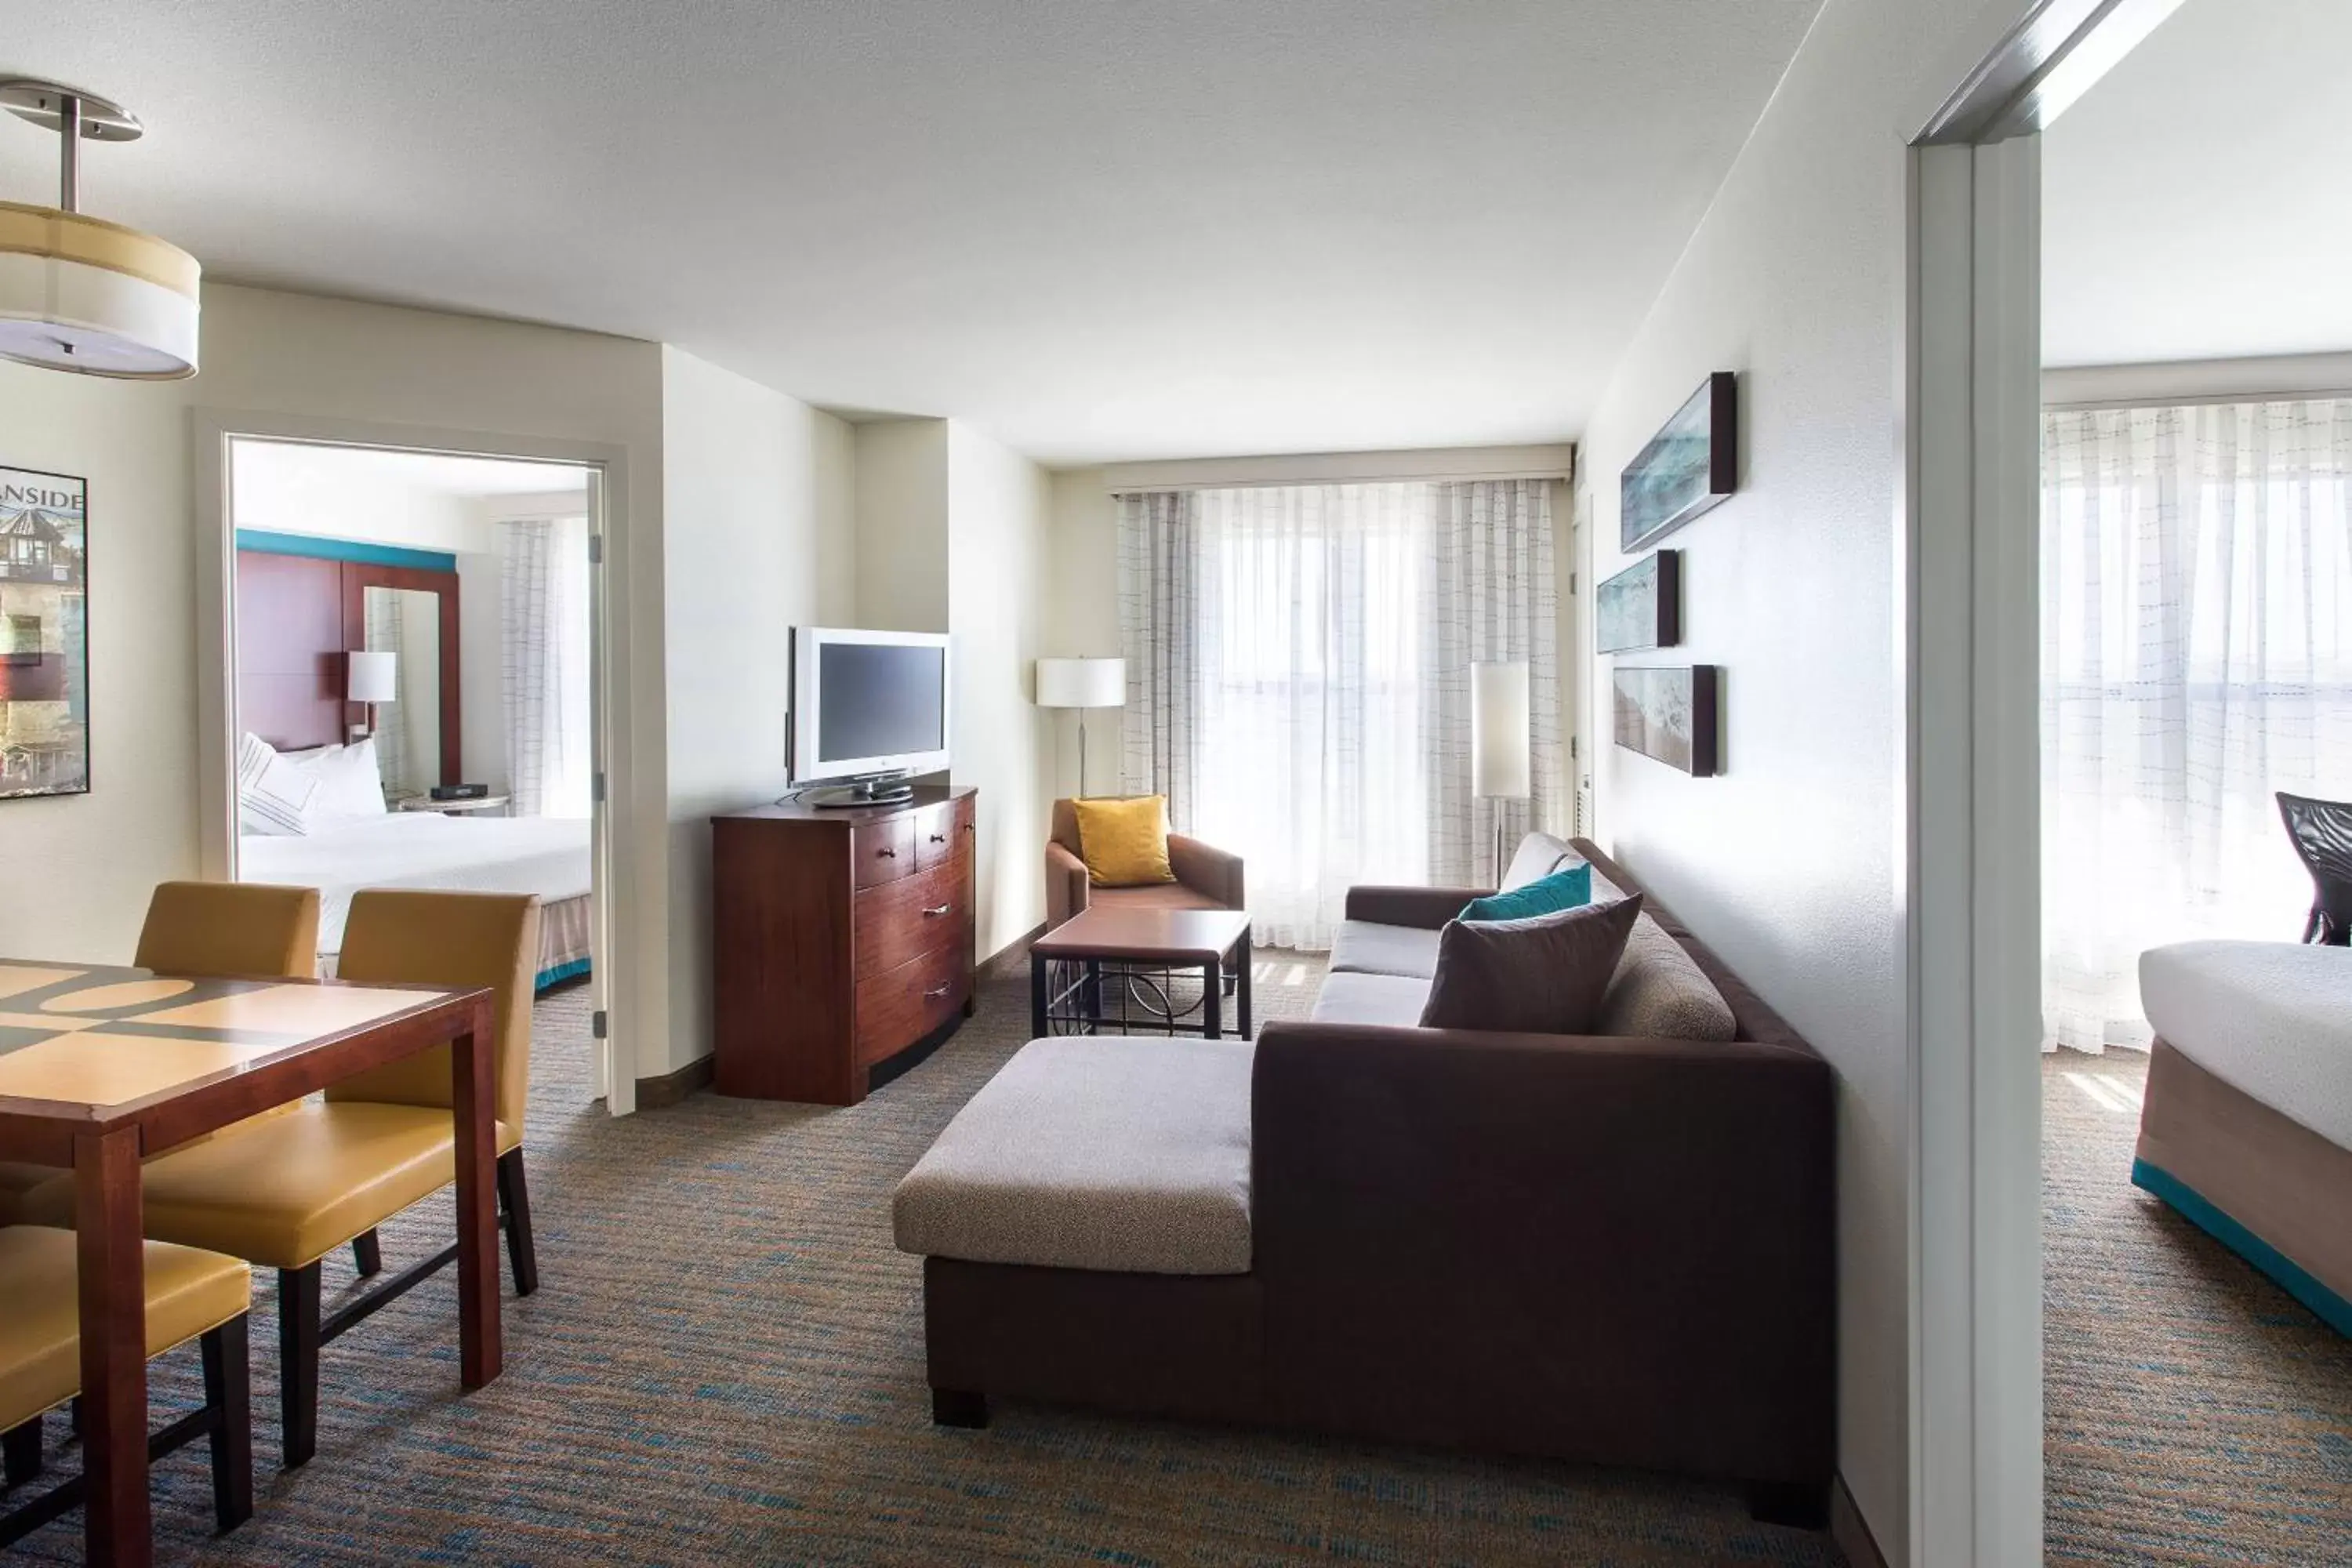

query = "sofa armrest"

[1045,840,1091,929]
[1249,1018,1835,1483]
[1168,834,1245,911]
[1342,884,1490,928]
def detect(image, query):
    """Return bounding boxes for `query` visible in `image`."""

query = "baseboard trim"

[978,921,1047,984]
[635,1052,715,1110]
[1830,1475,1889,1568]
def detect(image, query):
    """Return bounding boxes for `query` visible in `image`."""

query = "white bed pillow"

[303,739,390,821]
[238,734,319,837]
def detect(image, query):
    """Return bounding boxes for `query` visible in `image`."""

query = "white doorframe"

[1900,2,2182,1561]
[191,408,640,1114]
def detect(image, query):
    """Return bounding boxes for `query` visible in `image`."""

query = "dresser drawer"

[852,860,969,976]
[852,815,915,887]
[854,942,969,1065]
[913,796,973,871]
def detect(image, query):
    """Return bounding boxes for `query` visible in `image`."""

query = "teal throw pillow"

[1461,862,1592,923]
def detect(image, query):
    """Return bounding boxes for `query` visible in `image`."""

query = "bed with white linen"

[236,732,592,991]
[241,812,593,989]
[2134,939,2352,1338]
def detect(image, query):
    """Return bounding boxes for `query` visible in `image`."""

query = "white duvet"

[239,812,591,956]
[2140,939,2352,1152]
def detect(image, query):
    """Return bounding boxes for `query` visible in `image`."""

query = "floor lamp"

[1036,657,1127,797]
[1472,661,1530,887]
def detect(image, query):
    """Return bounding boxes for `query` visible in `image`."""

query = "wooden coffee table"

[1029,907,1253,1040]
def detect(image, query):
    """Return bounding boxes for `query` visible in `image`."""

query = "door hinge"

[1569,571,1577,593]
[592,1010,608,1040]
[592,771,606,804]
[588,533,604,565]
[1570,735,1580,760]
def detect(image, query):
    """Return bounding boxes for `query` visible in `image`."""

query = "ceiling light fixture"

[0,78,199,379]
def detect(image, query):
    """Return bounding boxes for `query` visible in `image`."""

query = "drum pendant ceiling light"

[0,78,199,379]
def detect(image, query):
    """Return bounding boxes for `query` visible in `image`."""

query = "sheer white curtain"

[499,515,593,818]
[2042,399,2352,1051]
[1120,481,1559,951]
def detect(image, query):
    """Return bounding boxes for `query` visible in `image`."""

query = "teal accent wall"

[235,529,457,574]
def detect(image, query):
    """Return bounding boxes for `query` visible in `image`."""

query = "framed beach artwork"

[0,466,89,799]
[1621,371,1737,551]
[1612,665,1718,777]
[1595,550,1680,653]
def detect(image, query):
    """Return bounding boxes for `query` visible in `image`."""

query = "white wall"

[659,347,856,1071]
[946,423,1053,957]
[851,421,950,634]
[0,283,676,1090]
[1044,469,1121,798]
[1572,1,2034,1560]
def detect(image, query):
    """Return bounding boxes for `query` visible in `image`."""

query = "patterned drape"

[1118,479,1559,950]
[500,517,593,818]
[2042,399,2352,1051]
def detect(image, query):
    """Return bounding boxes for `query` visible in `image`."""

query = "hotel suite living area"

[3,2,2350,1566]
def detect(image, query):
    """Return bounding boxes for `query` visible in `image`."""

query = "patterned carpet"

[14,976,2345,1563]
[2042,1048,2352,1566]
[8,954,1842,1567]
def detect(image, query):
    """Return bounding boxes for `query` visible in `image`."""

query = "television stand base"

[807,779,916,810]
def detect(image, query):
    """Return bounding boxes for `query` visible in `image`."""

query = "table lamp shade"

[1036,657,1126,710]
[1471,661,1530,799]
[347,650,397,704]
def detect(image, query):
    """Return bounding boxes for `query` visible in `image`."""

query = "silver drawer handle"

[876,846,898,858]
[924,984,952,1000]
[922,904,952,917]
[929,832,947,844]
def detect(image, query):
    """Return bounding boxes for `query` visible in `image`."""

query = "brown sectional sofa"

[896,837,1836,1526]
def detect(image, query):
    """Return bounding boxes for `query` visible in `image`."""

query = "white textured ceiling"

[2044,0,2352,368]
[5,0,1821,464]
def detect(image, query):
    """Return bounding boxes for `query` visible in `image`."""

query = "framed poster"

[1612,664,1719,777]
[1595,550,1681,652]
[1621,371,1737,551]
[0,466,89,798]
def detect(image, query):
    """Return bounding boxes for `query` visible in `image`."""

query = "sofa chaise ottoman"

[894,837,1837,1524]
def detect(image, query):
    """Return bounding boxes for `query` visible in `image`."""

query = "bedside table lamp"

[347,649,397,741]
[1035,657,1126,797]
[1472,660,1530,887]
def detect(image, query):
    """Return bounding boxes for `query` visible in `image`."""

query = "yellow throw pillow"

[1072,795,1178,887]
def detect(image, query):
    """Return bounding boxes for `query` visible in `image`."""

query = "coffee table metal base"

[1032,947,1252,1040]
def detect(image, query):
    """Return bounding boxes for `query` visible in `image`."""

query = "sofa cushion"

[1327,920,1443,979]
[1501,832,1579,891]
[1598,913,1738,1042]
[1420,895,1644,1035]
[1463,862,1593,923]
[1308,970,1434,1026]
[892,1036,1254,1275]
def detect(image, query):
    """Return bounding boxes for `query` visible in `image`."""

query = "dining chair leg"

[1,1416,38,1487]
[351,1229,383,1279]
[278,1263,322,1469]
[497,1149,539,1297]
[201,1316,253,1531]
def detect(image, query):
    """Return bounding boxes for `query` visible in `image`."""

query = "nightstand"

[396,793,510,815]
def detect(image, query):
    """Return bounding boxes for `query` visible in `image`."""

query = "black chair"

[2277,791,2352,945]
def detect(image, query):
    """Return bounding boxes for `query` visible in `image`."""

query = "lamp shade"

[1471,661,1530,799]
[347,650,397,705]
[0,205,200,378]
[1036,657,1126,710]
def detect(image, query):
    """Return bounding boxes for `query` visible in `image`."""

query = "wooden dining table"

[0,957,500,1567]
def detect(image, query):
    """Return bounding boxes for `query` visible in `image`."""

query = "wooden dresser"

[712,785,977,1104]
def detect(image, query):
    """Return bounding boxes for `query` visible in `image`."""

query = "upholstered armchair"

[1046,798,1245,930]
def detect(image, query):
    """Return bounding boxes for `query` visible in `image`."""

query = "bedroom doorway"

[206,433,622,1112]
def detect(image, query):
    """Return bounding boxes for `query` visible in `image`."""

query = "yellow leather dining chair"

[1,1225,254,1546]
[77,890,543,1470]
[0,881,321,1224]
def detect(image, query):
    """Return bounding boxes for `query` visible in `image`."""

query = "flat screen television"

[789,627,951,806]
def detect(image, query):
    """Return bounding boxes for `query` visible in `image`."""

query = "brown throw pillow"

[1417,894,1645,1035]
